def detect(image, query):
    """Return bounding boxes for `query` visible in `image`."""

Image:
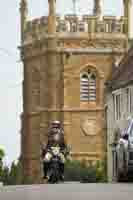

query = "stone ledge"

[21,106,104,117]
[70,152,101,157]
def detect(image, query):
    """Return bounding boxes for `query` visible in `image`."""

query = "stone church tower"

[19,0,130,183]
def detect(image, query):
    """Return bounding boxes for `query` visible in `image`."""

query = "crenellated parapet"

[20,0,132,46]
[23,15,127,45]
[24,16,48,42]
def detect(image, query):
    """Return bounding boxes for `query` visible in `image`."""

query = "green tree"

[0,147,5,183]
[8,161,23,185]
[0,148,5,160]
[0,147,23,185]
[1,166,10,185]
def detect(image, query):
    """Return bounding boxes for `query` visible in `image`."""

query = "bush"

[95,160,107,183]
[64,160,96,183]
[64,159,107,183]
[0,161,24,186]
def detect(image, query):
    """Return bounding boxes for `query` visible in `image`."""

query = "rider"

[42,121,68,180]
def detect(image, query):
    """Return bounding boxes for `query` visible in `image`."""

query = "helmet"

[51,121,61,128]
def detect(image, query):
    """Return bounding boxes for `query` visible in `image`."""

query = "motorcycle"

[44,146,65,183]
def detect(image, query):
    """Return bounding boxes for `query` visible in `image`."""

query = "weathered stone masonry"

[20,0,129,183]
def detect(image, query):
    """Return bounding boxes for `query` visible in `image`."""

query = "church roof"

[109,44,133,90]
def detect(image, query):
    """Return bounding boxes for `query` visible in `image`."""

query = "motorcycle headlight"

[52,147,60,155]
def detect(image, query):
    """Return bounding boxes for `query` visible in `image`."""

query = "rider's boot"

[43,162,49,179]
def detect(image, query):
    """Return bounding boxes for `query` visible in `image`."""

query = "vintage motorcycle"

[44,146,65,183]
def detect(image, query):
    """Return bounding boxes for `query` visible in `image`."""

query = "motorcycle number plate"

[52,158,58,161]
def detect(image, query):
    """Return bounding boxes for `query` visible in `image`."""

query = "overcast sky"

[0,0,125,165]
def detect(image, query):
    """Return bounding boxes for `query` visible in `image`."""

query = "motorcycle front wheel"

[48,163,60,184]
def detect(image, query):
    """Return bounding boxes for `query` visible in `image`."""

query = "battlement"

[23,14,127,43]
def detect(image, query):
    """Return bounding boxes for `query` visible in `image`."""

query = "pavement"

[0,183,133,200]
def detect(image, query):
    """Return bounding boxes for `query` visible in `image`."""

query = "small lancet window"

[80,71,96,102]
[89,74,96,101]
[80,74,89,101]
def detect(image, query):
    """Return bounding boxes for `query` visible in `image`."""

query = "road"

[0,183,133,200]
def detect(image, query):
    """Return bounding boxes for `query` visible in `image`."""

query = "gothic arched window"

[89,74,96,101]
[80,71,96,102]
[80,73,89,101]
